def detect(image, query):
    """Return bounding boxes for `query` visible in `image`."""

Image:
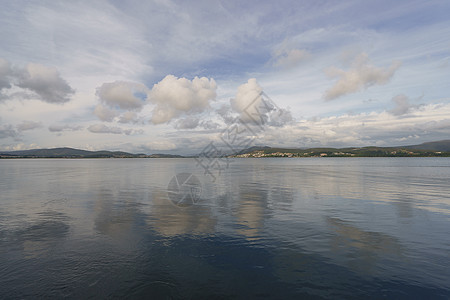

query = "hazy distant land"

[233,140,450,158]
[1,140,449,158]
[0,148,183,159]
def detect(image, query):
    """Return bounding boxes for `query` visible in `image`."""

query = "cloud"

[96,81,148,110]
[324,53,401,100]
[216,104,235,125]
[88,124,123,134]
[94,75,216,125]
[230,78,293,127]
[0,58,13,90]
[16,63,74,103]
[389,94,419,116]
[273,48,310,69]
[0,59,74,103]
[174,116,222,130]
[87,124,143,135]
[123,128,144,136]
[149,75,216,124]
[174,117,200,129]
[0,124,17,139]
[230,78,263,123]
[48,124,83,132]
[200,120,220,130]
[266,108,294,127]
[16,120,42,131]
[94,104,118,122]
[118,111,143,124]
[253,102,450,148]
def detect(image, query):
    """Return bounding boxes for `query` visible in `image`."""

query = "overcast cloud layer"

[0,0,449,154]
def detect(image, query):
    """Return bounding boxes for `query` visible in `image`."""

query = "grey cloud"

[88,124,123,134]
[16,63,74,103]
[174,117,221,130]
[0,124,18,139]
[88,124,143,135]
[324,53,401,100]
[266,108,294,127]
[48,124,83,132]
[94,104,118,122]
[118,111,143,124]
[96,81,148,110]
[216,104,235,125]
[0,59,74,103]
[174,117,200,129]
[123,128,144,135]
[389,94,421,116]
[200,120,220,130]
[17,121,42,131]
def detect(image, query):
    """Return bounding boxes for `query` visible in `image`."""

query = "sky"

[0,0,449,155]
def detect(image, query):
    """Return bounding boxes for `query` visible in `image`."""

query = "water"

[0,158,449,299]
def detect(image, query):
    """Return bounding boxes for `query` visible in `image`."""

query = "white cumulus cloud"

[149,75,216,124]
[230,78,263,123]
[230,78,293,127]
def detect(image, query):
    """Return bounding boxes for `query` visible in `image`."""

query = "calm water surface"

[0,158,449,299]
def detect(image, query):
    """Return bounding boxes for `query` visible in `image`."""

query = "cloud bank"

[48,124,83,132]
[17,121,42,131]
[87,124,143,135]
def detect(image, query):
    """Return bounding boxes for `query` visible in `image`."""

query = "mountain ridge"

[0,147,181,158]
[1,140,449,158]
[234,140,450,157]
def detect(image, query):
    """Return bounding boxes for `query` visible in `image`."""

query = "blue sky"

[0,0,449,154]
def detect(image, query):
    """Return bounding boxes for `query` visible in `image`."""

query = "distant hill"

[232,140,450,158]
[147,153,185,158]
[0,147,181,158]
[404,140,450,152]
[1,140,449,159]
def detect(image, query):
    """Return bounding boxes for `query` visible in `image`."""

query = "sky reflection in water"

[0,158,449,299]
